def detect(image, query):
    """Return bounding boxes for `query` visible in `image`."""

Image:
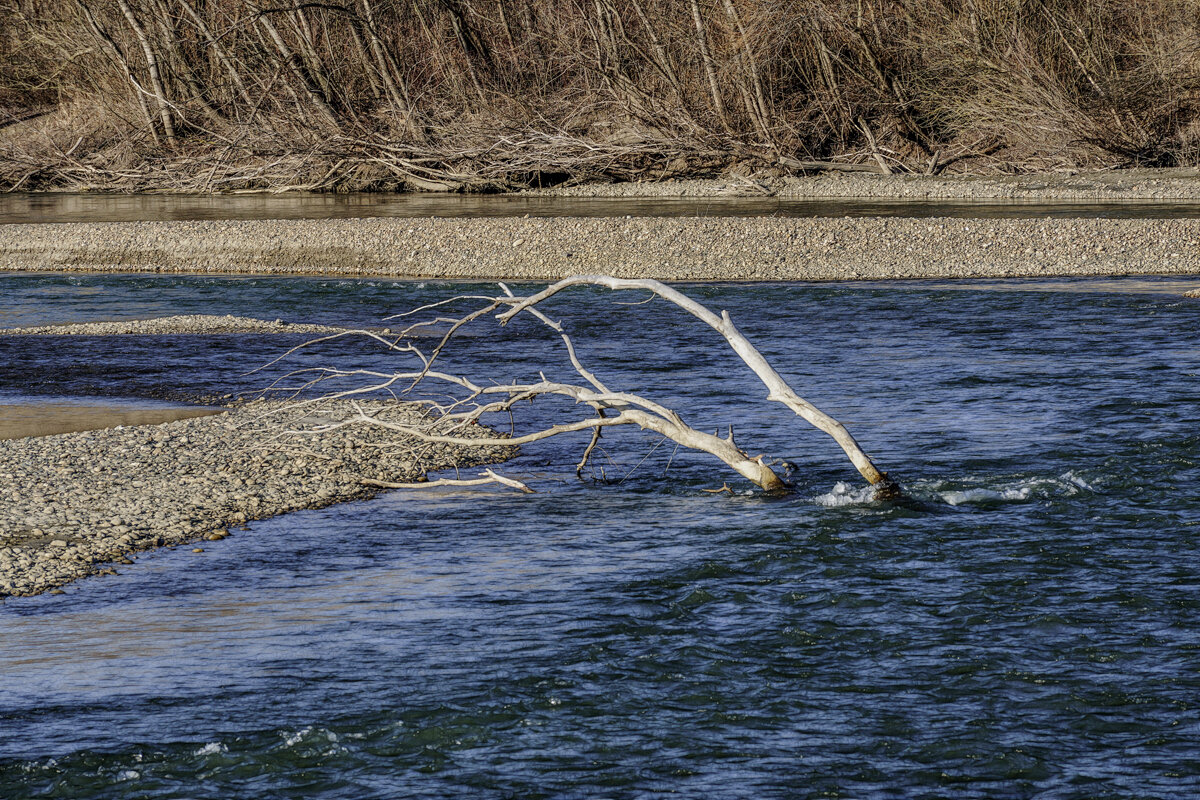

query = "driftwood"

[776,155,885,174]
[362,469,534,493]
[275,276,898,497]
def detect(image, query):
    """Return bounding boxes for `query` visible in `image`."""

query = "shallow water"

[6,191,1200,223]
[0,392,219,440]
[1,273,1198,798]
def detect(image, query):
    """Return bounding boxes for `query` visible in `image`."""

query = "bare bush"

[3,0,1199,190]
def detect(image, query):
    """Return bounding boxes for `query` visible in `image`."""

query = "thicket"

[2,0,1199,191]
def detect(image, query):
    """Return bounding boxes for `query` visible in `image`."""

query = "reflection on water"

[0,396,220,439]
[5,191,1200,223]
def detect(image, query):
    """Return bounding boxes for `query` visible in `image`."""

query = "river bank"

[526,169,1200,200]
[0,398,512,597]
[2,215,1200,283]
[0,313,348,336]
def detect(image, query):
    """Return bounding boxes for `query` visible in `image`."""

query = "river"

[5,191,1200,224]
[1,271,1198,797]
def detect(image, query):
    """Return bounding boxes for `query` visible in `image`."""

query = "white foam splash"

[814,470,1097,510]
[1060,471,1096,492]
[939,471,1097,506]
[282,726,312,747]
[942,486,1032,506]
[812,481,878,507]
[116,770,140,781]
[194,742,227,756]
[281,726,340,748]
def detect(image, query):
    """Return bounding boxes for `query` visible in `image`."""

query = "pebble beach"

[3,215,1200,283]
[0,398,512,597]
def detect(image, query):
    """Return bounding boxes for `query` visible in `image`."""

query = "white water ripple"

[813,471,1098,508]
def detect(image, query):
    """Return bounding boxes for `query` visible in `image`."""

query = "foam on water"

[811,481,879,507]
[814,470,1101,508]
[937,471,1100,506]
[940,485,1033,505]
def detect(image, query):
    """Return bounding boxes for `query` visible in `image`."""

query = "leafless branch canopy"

[277,275,898,497]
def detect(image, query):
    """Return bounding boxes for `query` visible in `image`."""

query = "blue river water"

[1,272,1198,798]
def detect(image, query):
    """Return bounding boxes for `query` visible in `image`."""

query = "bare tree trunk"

[148,0,222,123]
[626,0,702,131]
[288,0,337,107]
[177,0,254,108]
[252,5,340,127]
[360,0,419,136]
[74,0,160,142]
[445,1,489,103]
[498,276,897,492]
[689,0,729,132]
[248,21,309,119]
[720,0,770,136]
[496,0,515,53]
[348,21,383,101]
[115,0,177,144]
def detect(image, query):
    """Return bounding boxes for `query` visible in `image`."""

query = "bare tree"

[271,275,900,498]
[114,0,177,144]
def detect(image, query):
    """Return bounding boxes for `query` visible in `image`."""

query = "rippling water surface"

[1,273,1198,798]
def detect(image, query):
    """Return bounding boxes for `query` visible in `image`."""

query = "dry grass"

[2,0,1199,191]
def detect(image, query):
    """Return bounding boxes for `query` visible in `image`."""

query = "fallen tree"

[270,275,899,498]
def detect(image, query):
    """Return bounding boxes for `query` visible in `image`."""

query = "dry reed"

[2,0,1198,191]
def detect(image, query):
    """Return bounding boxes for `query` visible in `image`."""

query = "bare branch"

[363,469,533,493]
[274,275,897,496]
[496,275,896,492]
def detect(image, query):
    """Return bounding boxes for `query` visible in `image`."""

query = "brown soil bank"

[2,216,1199,282]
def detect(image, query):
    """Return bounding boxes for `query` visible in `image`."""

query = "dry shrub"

[2,0,1199,190]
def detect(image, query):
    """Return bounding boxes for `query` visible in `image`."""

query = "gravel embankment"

[2,216,1200,282]
[0,314,347,336]
[527,169,1200,199]
[0,399,513,597]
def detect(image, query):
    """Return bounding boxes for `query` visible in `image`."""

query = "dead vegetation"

[2,0,1200,191]
[273,276,901,497]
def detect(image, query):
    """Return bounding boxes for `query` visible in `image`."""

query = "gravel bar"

[2,216,1200,282]
[526,169,1200,199]
[0,313,347,336]
[0,399,513,597]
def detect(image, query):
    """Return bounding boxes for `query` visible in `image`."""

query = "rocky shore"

[0,399,512,597]
[0,313,346,336]
[526,168,1200,200]
[2,215,1200,283]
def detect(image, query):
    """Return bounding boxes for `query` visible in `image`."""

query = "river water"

[1,272,1198,798]
[5,192,1200,223]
